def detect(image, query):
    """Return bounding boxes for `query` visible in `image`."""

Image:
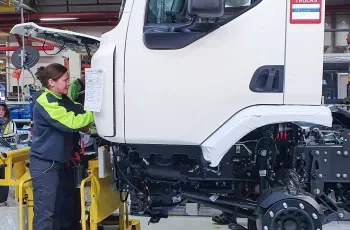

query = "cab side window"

[147,0,187,24]
[144,0,262,49]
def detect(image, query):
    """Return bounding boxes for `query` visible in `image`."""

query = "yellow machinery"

[0,146,140,230]
[0,0,15,12]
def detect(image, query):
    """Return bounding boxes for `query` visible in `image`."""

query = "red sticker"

[290,0,322,24]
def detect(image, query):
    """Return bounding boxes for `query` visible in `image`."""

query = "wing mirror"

[187,0,225,18]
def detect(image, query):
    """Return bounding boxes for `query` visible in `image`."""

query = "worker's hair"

[37,63,68,88]
[35,66,45,80]
[0,103,11,120]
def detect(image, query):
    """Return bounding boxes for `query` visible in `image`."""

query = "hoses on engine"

[111,144,144,203]
[255,136,278,192]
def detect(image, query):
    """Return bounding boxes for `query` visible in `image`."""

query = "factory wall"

[324,14,350,53]
[6,46,67,93]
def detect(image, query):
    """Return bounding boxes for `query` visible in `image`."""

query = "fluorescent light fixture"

[40,18,78,22]
[0,60,4,64]
[0,32,9,37]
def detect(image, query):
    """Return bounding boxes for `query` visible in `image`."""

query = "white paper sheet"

[84,68,104,112]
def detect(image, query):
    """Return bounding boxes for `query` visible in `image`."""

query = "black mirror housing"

[187,0,225,18]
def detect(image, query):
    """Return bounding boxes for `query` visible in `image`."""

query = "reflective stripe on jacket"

[3,120,17,138]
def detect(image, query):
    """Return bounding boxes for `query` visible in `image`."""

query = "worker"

[0,101,17,142]
[0,101,17,204]
[29,63,94,230]
[68,74,85,105]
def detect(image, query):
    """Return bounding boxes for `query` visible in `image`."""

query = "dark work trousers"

[60,164,82,230]
[30,155,64,230]
[0,167,9,203]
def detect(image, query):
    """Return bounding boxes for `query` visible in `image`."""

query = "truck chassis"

[109,106,350,230]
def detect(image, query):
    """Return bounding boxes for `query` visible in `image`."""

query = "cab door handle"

[249,65,284,93]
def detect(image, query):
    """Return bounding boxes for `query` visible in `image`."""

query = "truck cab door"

[124,0,288,145]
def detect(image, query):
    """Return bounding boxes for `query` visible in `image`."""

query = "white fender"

[201,105,333,167]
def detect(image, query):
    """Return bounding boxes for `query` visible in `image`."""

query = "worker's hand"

[79,126,89,133]
[88,126,97,135]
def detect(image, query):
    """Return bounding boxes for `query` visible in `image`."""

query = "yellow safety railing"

[0,146,140,230]
[80,146,140,230]
[80,175,92,230]
[0,147,32,230]
[18,175,33,230]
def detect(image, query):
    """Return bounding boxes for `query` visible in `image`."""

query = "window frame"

[142,0,263,50]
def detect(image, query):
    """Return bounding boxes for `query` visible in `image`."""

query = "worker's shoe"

[212,213,234,225]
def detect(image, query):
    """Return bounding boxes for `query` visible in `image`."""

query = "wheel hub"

[260,199,322,230]
[283,219,298,230]
[274,208,310,230]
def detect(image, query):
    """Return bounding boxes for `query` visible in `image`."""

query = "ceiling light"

[40,18,78,22]
[0,32,9,37]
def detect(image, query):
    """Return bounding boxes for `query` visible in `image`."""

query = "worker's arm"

[67,80,80,101]
[36,94,94,132]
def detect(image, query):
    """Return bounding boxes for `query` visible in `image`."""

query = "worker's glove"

[88,126,97,135]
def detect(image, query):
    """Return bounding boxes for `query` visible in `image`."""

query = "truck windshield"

[147,0,253,24]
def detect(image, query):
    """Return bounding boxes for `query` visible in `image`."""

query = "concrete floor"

[128,216,350,230]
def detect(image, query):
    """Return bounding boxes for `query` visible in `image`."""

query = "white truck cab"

[11,0,331,167]
[13,1,348,230]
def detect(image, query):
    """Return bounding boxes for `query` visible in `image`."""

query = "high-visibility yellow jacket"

[30,88,94,163]
[3,120,17,138]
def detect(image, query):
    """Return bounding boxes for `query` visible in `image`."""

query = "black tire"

[0,167,9,203]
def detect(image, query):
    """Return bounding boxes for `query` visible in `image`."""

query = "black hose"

[150,198,187,208]
[120,192,129,203]
[187,198,256,221]
[181,190,257,210]
[255,136,278,191]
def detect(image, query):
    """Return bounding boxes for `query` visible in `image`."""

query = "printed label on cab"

[290,0,322,24]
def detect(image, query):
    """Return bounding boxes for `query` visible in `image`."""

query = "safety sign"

[290,0,322,24]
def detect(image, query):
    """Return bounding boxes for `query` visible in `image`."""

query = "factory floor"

[114,216,350,230]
